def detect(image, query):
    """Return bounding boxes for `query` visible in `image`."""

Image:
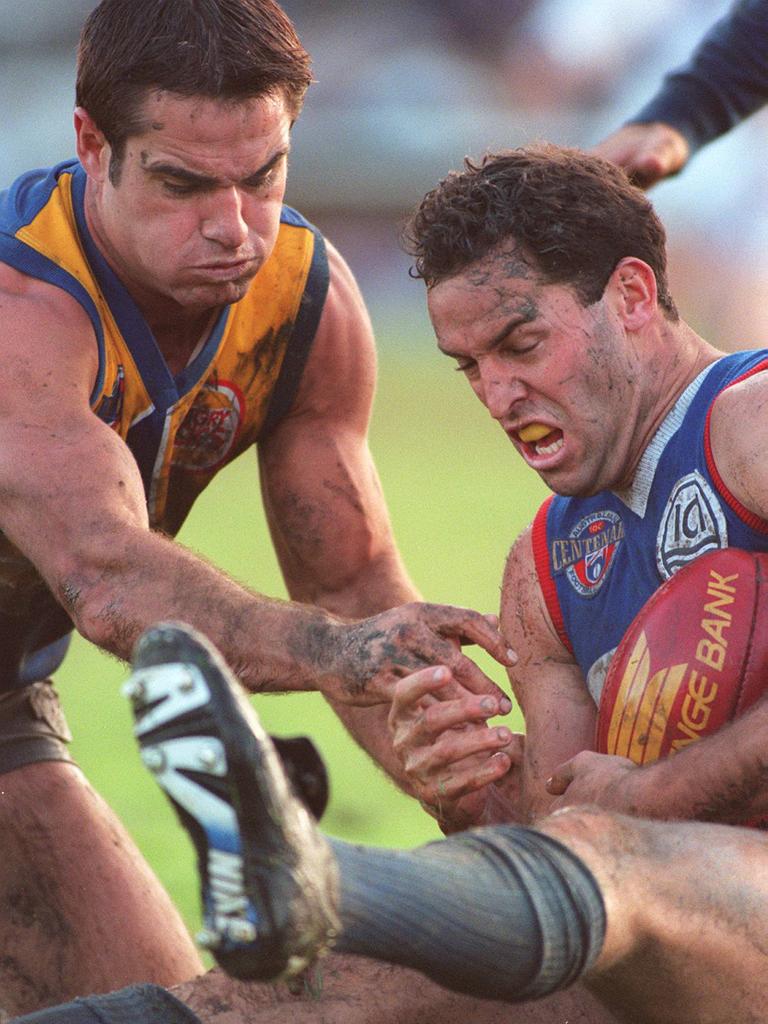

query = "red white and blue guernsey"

[532,350,768,704]
[0,159,329,691]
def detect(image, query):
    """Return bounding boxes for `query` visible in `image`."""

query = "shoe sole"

[124,621,339,980]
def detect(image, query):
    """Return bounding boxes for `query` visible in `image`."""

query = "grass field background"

[54,321,548,936]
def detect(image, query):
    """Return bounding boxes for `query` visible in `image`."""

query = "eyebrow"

[143,148,289,189]
[438,309,537,358]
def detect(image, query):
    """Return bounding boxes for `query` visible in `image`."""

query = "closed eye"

[455,360,479,377]
[162,180,201,197]
[509,338,541,355]
[500,329,545,357]
[243,168,279,192]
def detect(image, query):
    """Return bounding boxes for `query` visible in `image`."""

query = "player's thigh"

[0,684,202,1013]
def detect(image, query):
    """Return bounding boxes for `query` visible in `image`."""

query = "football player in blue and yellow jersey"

[0,0,514,1013]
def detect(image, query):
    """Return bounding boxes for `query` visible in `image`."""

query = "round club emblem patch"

[173,379,245,472]
[656,470,727,579]
[564,510,624,597]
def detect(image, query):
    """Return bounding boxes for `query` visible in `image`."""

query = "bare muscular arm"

[258,243,418,617]
[547,702,768,823]
[0,262,511,715]
[258,243,510,785]
[500,525,596,820]
[0,266,340,694]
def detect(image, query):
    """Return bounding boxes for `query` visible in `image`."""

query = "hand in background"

[591,122,690,188]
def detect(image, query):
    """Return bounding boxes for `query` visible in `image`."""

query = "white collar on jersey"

[612,361,717,518]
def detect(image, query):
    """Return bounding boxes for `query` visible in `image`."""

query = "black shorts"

[0,680,74,774]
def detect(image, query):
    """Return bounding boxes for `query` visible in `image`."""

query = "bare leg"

[175,959,616,1024]
[0,761,203,1015]
[539,808,768,1024]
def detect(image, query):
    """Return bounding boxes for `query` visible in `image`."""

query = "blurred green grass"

[54,326,548,933]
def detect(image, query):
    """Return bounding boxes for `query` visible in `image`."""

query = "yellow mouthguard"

[519,423,551,443]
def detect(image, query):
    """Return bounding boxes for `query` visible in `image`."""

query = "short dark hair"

[76,0,312,179]
[404,144,678,319]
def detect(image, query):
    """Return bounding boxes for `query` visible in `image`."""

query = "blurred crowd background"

[3,0,768,351]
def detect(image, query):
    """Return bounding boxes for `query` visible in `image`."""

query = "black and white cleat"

[123,622,340,981]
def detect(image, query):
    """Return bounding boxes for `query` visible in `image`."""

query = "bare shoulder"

[0,263,148,575]
[0,259,90,319]
[709,366,768,518]
[285,239,376,424]
[0,262,98,401]
[710,363,768,424]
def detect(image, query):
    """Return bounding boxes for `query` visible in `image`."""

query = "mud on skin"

[336,620,428,699]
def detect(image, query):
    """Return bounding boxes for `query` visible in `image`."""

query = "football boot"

[124,621,340,980]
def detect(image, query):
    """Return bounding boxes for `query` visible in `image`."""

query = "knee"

[538,804,620,834]
[536,805,654,861]
[534,808,687,974]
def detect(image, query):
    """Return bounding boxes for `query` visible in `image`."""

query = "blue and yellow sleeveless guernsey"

[532,350,768,704]
[0,159,329,690]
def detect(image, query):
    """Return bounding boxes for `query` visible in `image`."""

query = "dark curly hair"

[77,0,312,183]
[404,143,678,319]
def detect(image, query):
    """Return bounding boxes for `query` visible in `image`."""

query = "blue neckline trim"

[70,165,231,411]
[70,165,233,500]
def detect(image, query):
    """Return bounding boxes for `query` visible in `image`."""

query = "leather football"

[596,547,768,764]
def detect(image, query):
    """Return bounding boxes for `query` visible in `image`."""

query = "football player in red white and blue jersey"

[393,144,768,840]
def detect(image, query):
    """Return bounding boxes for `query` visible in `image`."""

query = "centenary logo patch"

[173,378,245,472]
[552,510,624,597]
[656,471,727,579]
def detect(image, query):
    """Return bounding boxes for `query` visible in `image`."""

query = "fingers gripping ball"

[596,548,768,765]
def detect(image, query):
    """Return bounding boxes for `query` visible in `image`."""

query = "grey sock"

[331,824,605,1002]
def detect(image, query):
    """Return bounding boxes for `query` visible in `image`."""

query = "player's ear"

[606,257,657,330]
[74,107,111,183]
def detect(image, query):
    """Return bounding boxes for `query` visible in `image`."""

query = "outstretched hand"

[328,602,517,707]
[591,122,690,188]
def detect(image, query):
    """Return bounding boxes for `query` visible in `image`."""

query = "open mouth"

[517,423,564,458]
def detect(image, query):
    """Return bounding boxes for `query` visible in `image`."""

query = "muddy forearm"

[56,526,344,694]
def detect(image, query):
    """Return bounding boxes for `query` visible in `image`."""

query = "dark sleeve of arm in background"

[628,0,768,156]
